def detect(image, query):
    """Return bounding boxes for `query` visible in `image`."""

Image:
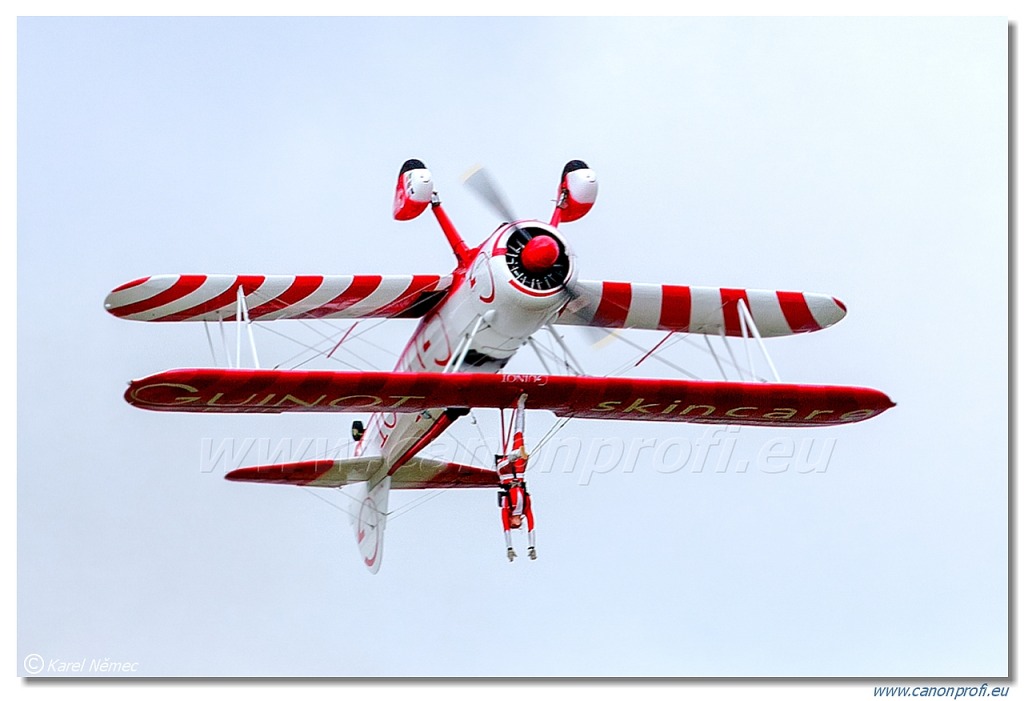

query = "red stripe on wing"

[720,288,750,336]
[658,285,692,331]
[247,275,324,319]
[160,275,267,321]
[111,276,151,293]
[591,281,632,327]
[304,275,383,318]
[375,275,441,317]
[106,275,208,318]
[777,291,822,333]
[225,460,335,485]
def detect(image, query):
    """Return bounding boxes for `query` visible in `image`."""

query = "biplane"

[105,159,894,572]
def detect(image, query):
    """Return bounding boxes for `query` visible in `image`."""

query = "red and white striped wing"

[104,274,451,322]
[557,281,847,337]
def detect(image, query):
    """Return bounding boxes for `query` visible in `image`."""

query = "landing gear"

[528,547,537,560]
[507,547,517,562]
[351,420,365,442]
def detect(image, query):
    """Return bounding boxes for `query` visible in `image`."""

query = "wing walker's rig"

[496,395,535,562]
[105,159,894,572]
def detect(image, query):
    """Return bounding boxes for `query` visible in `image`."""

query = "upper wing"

[557,280,847,337]
[104,274,451,322]
[126,369,894,427]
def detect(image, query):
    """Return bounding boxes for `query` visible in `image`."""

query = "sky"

[16,16,1008,680]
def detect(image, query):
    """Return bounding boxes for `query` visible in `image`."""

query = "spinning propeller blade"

[462,165,598,366]
[462,164,596,326]
[463,166,519,224]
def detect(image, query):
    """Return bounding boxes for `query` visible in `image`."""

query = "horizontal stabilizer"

[557,281,847,337]
[226,456,500,489]
[104,274,451,322]
[128,369,894,427]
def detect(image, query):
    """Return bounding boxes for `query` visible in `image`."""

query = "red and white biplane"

[105,159,894,572]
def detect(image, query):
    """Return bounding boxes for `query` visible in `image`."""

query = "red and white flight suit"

[498,464,536,558]
[497,397,536,561]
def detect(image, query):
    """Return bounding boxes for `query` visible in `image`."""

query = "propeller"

[462,165,613,348]
[463,166,518,224]
[464,164,622,349]
[463,165,574,292]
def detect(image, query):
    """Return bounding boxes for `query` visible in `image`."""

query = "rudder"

[350,477,391,574]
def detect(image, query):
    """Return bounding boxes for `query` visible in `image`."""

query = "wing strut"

[718,329,744,381]
[203,321,218,366]
[705,335,728,380]
[738,298,780,382]
[544,322,586,375]
[526,337,554,374]
[445,314,488,373]
[219,316,233,368]
[236,285,260,369]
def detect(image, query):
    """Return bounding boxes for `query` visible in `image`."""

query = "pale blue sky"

[18,17,1007,677]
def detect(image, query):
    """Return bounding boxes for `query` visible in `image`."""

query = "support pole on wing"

[219,316,233,369]
[704,335,727,380]
[738,303,756,382]
[203,321,218,366]
[445,313,488,374]
[527,337,554,374]
[544,322,586,376]
[737,299,780,382]
[718,329,743,382]
[235,285,260,369]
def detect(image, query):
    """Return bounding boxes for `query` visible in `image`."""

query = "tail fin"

[350,477,391,574]
[225,455,502,574]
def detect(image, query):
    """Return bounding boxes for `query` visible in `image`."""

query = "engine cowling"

[503,224,572,293]
[462,221,575,348]
[392,158,433,221]
[555,160,598,223]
